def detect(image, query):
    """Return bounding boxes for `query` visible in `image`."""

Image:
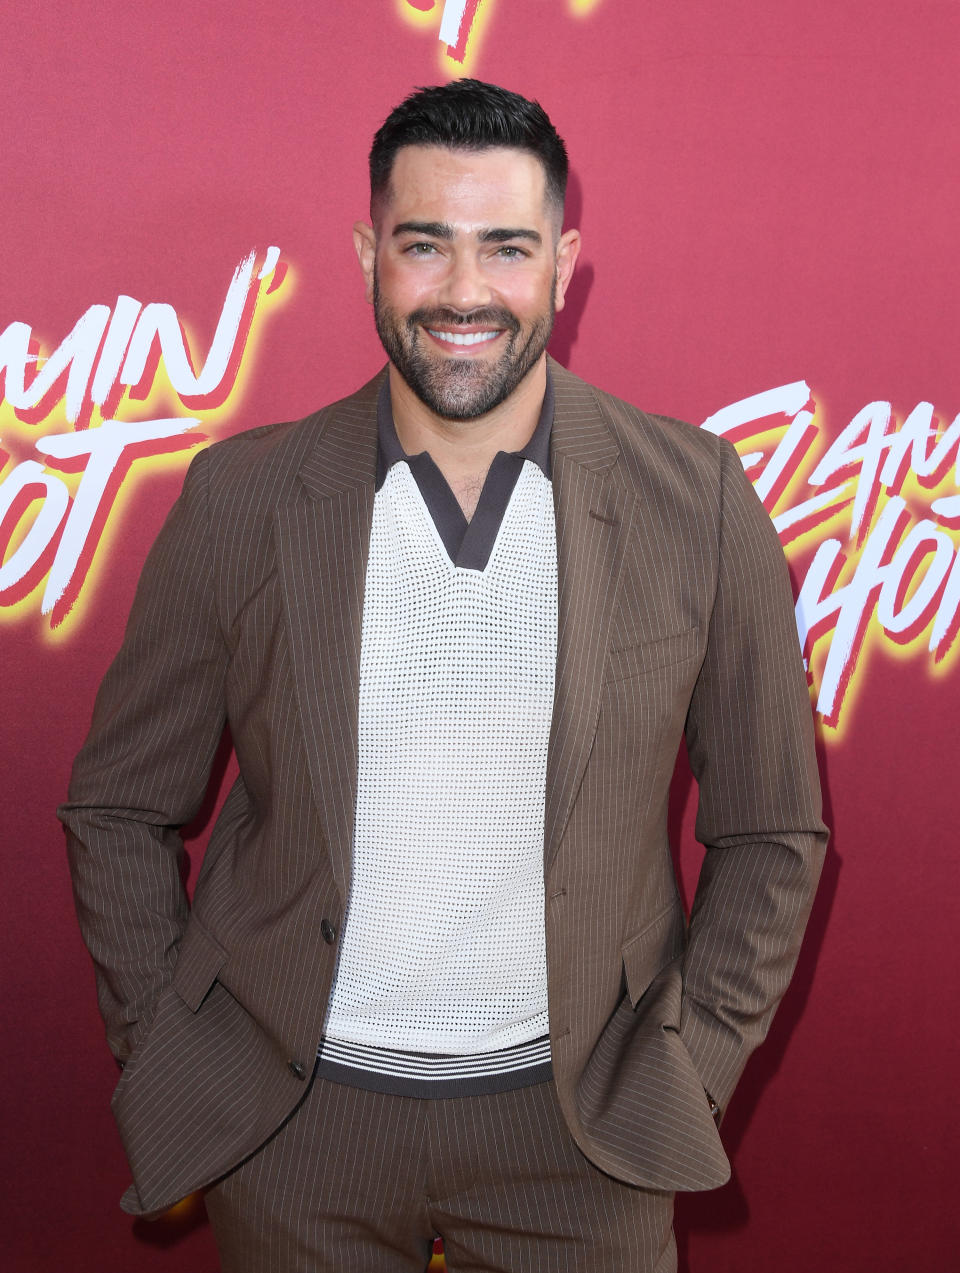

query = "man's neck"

[388,358,548,510]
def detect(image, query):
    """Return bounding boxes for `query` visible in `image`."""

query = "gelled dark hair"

[369,79,568,218]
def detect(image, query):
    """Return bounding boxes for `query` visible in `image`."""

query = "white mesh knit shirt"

[321,452,558,1088]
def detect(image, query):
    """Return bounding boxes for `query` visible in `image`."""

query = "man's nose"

[437,252,493,312]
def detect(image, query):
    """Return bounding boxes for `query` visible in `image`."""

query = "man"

[62,80,827,1272]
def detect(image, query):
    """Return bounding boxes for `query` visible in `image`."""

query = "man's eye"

[496,245,526,259]
[406,242,438,255]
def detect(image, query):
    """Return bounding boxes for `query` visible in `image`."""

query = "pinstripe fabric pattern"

[61,358,827,1221]
[205,1073,676,1273]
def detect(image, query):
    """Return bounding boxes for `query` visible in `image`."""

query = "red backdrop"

[3,3,957,1270]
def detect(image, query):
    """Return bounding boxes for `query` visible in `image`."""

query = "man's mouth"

[425,328,501,348]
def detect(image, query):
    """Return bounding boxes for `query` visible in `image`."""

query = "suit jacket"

[61,358,827,1217]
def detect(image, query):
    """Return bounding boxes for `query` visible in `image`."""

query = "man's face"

[355,145,580,421]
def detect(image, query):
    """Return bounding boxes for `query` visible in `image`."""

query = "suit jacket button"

[288,1059,307,1080]
[320,919,337,945]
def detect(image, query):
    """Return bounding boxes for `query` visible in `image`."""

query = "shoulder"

[187,369,383,508]
[559,368,784,567]
[200,411,321,493]
[549,358,733,498]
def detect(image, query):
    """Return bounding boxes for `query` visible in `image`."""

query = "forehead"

[381,145,551,230]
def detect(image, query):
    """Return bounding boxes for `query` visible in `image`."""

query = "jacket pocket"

[621,902,686,1008]
[172,916,228,1012]
[603,625,700,684]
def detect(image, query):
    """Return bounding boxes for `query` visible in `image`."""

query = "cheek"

[505,271,558,319]
[376,256,438,310]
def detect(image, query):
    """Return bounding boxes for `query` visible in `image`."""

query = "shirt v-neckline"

[374,373,554,572]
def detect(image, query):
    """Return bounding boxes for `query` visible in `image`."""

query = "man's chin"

[419,395,499,423]
[409,365,509,421]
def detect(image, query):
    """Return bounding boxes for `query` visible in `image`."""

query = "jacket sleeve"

[680,437,828,1112]
[58,447,229,1063]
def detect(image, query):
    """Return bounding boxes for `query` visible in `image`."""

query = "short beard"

[373,270,554,421]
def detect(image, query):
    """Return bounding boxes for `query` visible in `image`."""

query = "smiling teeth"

[427,329,499,346]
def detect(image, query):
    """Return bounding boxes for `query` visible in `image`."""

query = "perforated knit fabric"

[324,460,557,1056]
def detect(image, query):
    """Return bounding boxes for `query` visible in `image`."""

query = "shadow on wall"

[671,720,840,1271]
[550,167,593,368]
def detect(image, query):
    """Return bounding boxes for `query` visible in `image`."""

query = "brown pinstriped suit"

[61,357,827,1219]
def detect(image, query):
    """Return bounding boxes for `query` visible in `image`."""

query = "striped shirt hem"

[315,1034,553,1099]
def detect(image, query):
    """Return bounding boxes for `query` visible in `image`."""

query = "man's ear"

[353,221,377,304]
[553,228,582,312]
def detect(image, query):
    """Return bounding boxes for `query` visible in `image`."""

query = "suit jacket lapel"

[546,361,635,872]
[274,373,382,903]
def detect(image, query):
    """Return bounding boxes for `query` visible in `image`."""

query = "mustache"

[406,306,520,333]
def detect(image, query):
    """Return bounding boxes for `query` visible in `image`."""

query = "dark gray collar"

[375,368,554,488]
[374,368,555,571]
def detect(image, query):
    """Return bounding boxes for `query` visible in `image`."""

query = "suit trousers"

[204,1068,677,1272]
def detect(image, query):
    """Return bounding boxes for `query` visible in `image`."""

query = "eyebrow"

[392,220,543,246]
[479,227,543,246]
